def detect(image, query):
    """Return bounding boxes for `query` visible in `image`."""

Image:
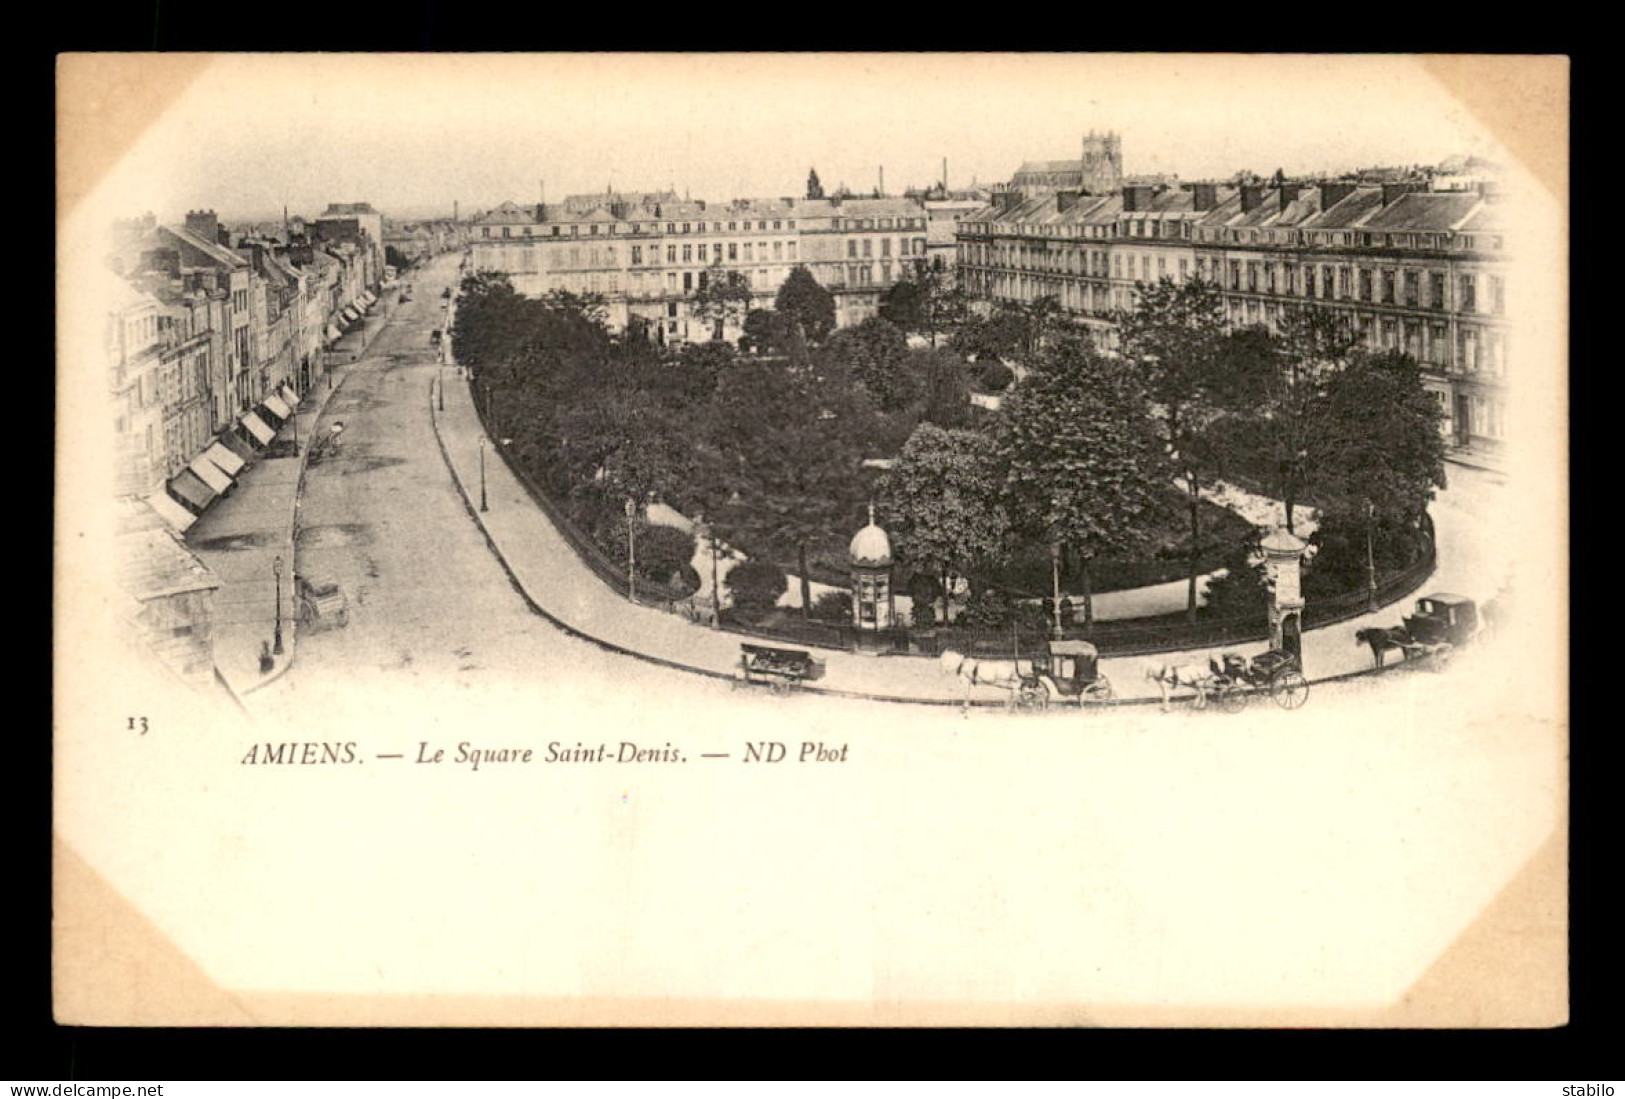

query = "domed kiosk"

[849,504,896,632]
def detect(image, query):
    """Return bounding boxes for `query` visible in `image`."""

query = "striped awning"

[168,468,217,514]
[202,442,245,477]
[240,412,275,446]
[187,455,234,495]
[279,383,300,408]
[341,306,360,323]
[263,393,293,421]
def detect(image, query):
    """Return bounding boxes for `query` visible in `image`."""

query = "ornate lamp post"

[695,513,721,627]
[272,554,285,656]
[478,437,489,512]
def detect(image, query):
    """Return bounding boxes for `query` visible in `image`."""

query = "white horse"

[940,649,1028,710]
[1144,655,1220,712]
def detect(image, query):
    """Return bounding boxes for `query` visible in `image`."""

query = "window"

[1404,270,1420,307]
[728,243,737,261]
[1358,268,1372,302]
[744,243,754,261]
[632,246,642,265]
[1459,274,1477,313]
[787,242,796,261]
[862,239,872,258]
[698,244,708,262]
[667,246,677,263]
[683,272,693,292]
[682,223,690,233]
[1491,275,1505,315]
[1382,271,1396,304]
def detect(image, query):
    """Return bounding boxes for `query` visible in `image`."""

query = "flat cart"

[738,643,815,693]
[1208,648,1309,712]
[296,573,349,632]
[1015,640,1116,711]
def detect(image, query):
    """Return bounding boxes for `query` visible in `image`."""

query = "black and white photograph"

[54,52,1568,1027]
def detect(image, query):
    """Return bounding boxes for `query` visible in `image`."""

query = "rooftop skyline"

[70,54,1518,226]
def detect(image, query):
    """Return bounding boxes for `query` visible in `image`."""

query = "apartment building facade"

[465,193,933,342]
[956,179,1510,457]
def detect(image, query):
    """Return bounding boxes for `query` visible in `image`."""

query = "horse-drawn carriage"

[1207,648,1310,712]
[1357,592,1481,670]
[941,640,1115,712]
[1145,647,1309,712]
[1015,640,1115,711]
[296,573,349,632]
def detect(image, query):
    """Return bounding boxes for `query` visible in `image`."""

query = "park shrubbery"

[456,270,1445,630]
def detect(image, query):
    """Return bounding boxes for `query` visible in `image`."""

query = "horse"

[1356,626,1412,669]
[1143,657,1217,712]
[939,650,1026,710]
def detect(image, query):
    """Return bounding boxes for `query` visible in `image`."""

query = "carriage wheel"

[1016,682,1049,712]
[1216,682,1250,714]
[1086,678,1116,707]
[1271,670,1310,709]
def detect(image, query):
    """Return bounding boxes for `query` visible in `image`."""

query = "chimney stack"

[1382,181,1426,206]
[1277,182,1302,211]
[1123,184,1156,213]
[1189,182,1219,212]
[1056,190,1082,214]
[1319,181,1359,210]
[1238,185,1264,213]
[184,209,221,245]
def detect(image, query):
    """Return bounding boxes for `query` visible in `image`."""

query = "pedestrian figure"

[259,640,274,674]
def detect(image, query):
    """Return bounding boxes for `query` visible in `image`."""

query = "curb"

[238,364,354,697]
[428,377,1419,711]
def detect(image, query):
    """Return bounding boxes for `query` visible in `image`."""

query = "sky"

[82,54,1506,225]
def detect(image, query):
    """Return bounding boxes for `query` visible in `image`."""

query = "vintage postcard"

[55,53,1568,1027]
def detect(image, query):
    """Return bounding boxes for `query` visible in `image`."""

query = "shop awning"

[263,393,293,421]
[219,431,258,463]
[240,412,275,446]
[360,291,376,307]
[187,455,234,495]
[168,468,217,514]
[144,492,197,533]
[341,306,360,323]
[202,442,245,477]
[279,382,300,408]
[325,324,342,343]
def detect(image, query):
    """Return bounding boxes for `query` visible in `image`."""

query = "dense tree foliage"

[725,559,788,614]
[823,317,913,410]
[1115,276,1235,621]
[774,265,836,345]
[877,424,1011,624]
[997,342,1167,625]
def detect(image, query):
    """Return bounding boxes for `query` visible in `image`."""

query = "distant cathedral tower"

[1080,130,1124,194]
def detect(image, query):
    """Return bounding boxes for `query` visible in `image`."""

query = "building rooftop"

[1360,191,1483,232]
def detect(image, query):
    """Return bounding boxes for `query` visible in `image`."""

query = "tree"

[914,347,975,429]
[1222,305,1362,533]
[824,317,914,410]
[725,560,788,615]
[636,524,699,586]
[806,168,825,200]
[1114,276,1233,622]
[879,271,970,347]
[774,265,836,345]
[702,355,879,617]
[693,260,753,341]
[1314,348,1448,606]
[997,343,1167,627]
[877,423,1012,625]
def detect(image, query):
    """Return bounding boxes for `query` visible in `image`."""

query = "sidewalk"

[187,367,351,698]
[431,363,1499,706]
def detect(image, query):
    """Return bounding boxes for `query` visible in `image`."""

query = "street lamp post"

[1050,543,1064,639]
[696,514,721,628]
[479,437,489,512]
[624,497,638,604]
[272,554,285,656]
